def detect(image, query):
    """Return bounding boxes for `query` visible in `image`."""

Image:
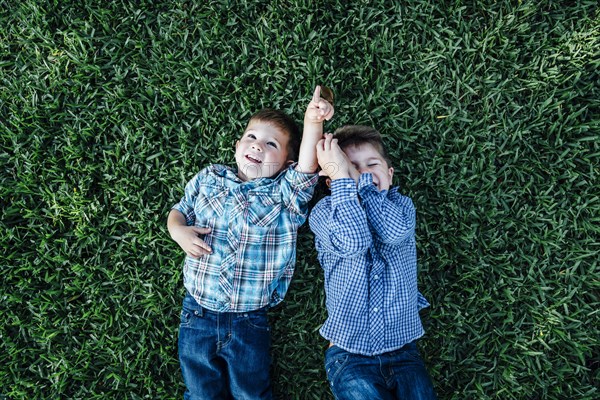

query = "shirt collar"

[211,163,295,187]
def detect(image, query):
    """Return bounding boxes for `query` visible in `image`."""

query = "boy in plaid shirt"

[168,87,333,399]
[309,126,437,400]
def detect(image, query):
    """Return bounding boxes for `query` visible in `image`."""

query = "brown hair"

[333,125,391,165]
[248,109,301,161]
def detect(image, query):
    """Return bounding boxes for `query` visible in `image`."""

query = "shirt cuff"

[357,173,374,191]
[171,204,195,226]
[286,164,319,190]
[330,178,359,206]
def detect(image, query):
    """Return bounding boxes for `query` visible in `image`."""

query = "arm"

[309,178,372,258]
[296,85,334,174]
[308,135,371,256]
[359,175,416,245]
[168,172,213,258]
[309,180,372,257]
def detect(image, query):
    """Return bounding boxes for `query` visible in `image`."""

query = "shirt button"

[373,275,379,280]
[346,183,352,188]
[373,307,379,313]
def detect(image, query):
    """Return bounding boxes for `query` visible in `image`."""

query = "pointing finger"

[312,85,321,104]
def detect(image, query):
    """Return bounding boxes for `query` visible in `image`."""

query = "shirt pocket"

[193,184,229,220]
[246,191,282,227]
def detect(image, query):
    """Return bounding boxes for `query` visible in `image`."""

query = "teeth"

[246,155,261,163]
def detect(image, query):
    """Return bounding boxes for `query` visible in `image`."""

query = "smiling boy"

[167,87,333,399]
[309,126,437,400]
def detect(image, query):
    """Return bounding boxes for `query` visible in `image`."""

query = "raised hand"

[316,133,357,181]
[297,85,335,174]
[305,85,335,123]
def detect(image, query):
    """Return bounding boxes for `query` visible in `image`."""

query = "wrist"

[169,225,185,241]
[304,115,324,125]
[330,171,352,180]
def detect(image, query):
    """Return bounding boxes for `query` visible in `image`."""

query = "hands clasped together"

[316,133,359,182]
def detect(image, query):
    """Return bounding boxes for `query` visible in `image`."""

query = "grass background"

[1,0,598,398]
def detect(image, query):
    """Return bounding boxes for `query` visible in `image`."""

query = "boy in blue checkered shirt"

[309,126,437,400]
[167,86,333,399]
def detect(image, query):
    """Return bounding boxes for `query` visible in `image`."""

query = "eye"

[247,133,256,139]
[368,163,379,167]
[267,141,278,148]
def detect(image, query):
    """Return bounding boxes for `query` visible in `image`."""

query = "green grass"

[1,0,598,398]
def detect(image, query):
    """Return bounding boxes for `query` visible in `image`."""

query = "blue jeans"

[325,343,437,400]
[178,292,272,400]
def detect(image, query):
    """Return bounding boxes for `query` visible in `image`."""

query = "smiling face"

[343,143,394,191]
[235,120,292,181]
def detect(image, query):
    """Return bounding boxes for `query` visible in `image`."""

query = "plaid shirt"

[173,164,317,313]
[309,174,430,356]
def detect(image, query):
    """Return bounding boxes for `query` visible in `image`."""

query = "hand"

[171,225,212,258]
[316,133,356,181]
[305,85,335,123]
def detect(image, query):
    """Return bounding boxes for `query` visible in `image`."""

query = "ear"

[235,140,240,149]
[388,167,394,182]
[326,178,332,188]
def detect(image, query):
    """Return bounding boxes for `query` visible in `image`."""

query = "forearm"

[360,181,415,243]
[167,209,187,240]
[309,180,372,256]
[296,119,322,174]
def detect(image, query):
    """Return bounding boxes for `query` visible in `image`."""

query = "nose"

[251,142,263,152]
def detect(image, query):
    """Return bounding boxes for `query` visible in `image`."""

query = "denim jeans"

[178,292,272,400]
[325,342,437,400]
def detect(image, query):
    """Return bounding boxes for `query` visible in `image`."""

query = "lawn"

[1,0,598,399]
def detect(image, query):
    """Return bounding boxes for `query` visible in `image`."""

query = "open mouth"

[245,155,262,164]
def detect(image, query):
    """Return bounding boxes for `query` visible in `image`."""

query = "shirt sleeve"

[358,173,415,245]
[308,178,372,257]
[279,165,318,219]
[171,167,211,226]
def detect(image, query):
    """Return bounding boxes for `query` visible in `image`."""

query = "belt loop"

[193,306,204,318]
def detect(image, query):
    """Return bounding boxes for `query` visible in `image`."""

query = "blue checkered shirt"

[309,174,430,356]
[173,164,317,313]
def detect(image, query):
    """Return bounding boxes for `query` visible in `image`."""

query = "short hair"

[333,125,391,165]
[248,109,301,161]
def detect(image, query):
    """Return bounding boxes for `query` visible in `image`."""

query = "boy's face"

[343,143,394,191]
[235,120,292,181]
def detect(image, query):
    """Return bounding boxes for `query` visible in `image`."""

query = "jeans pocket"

[400,342,425,365]
[180,293,201,328]
[324,347,350,385]
[180,308,192,328]
[240,310,271,332]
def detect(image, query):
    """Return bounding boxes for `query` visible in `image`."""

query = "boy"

[167,87,334,399]
[309,126,437,400]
